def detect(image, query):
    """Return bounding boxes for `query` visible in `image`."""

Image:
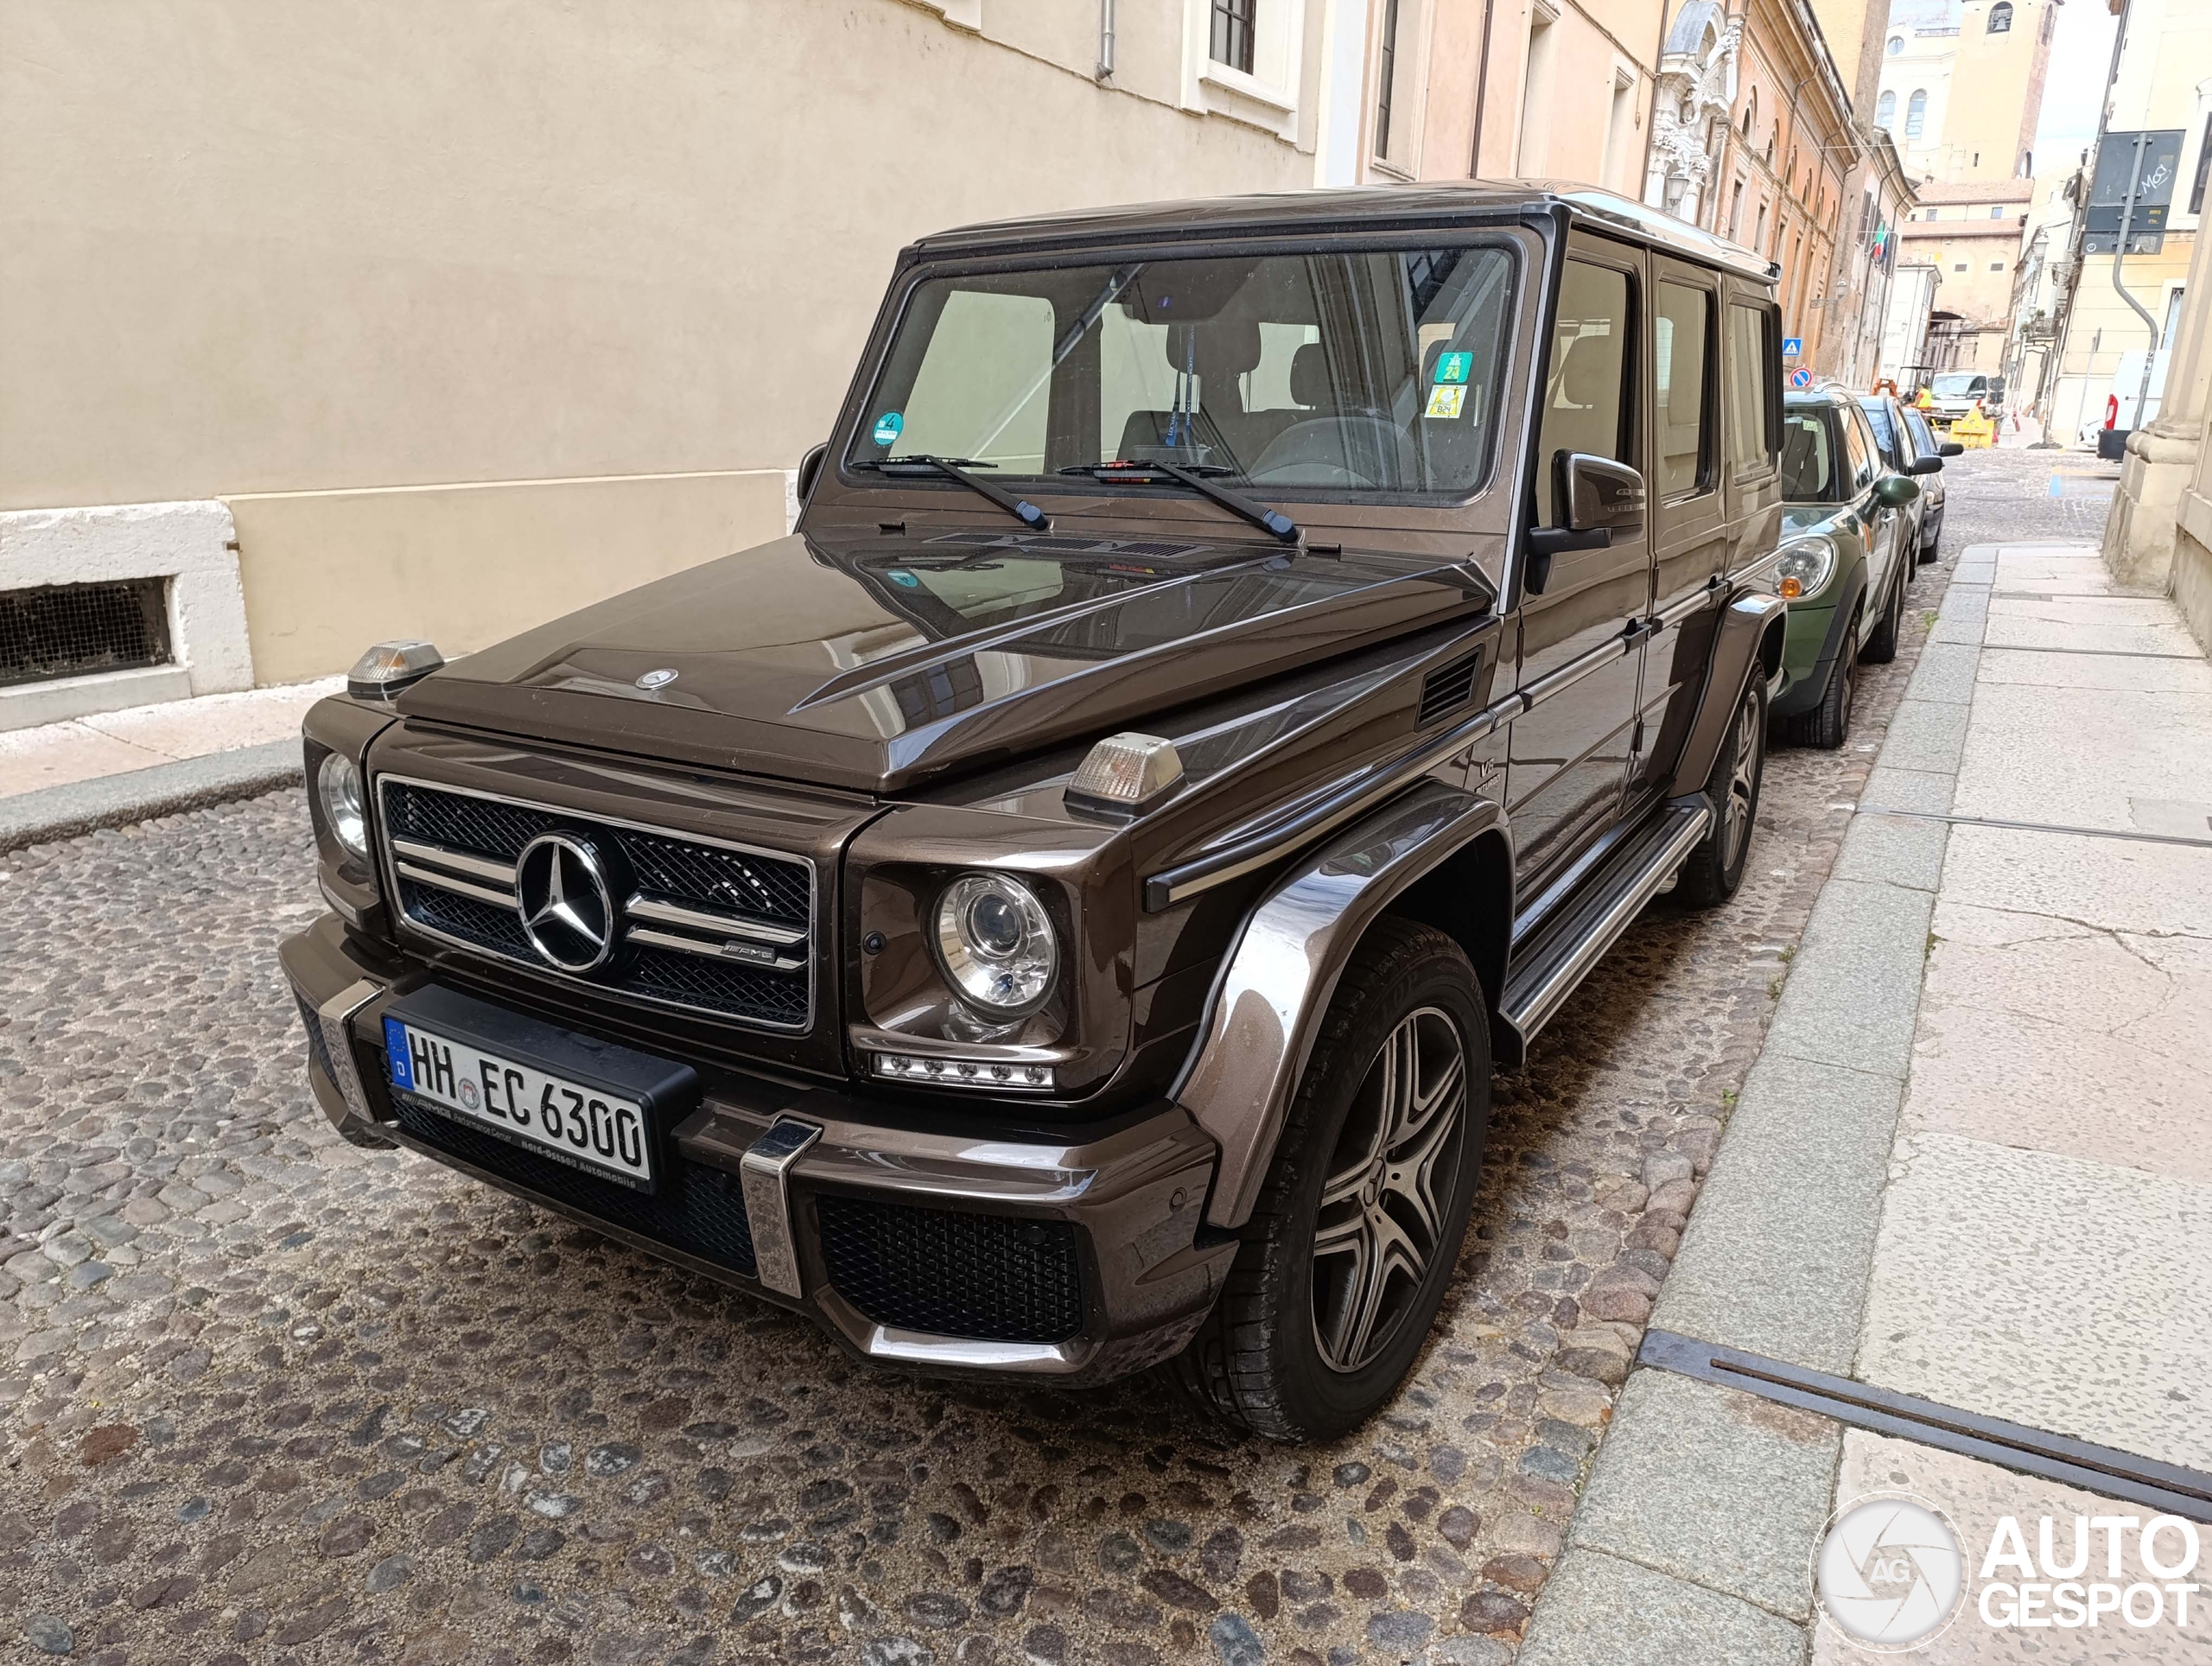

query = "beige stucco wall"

[1,0,1327,682]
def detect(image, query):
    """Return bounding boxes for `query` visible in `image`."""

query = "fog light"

[871,1052,1054,1091]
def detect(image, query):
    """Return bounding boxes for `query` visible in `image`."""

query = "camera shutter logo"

[1815,1495,1966,1650]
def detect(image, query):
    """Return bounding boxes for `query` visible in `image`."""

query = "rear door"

[1507,239,1649,890]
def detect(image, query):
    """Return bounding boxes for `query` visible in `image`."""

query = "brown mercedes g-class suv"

[283,184,1788,1442]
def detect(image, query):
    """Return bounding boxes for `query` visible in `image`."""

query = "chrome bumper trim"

[315,978,385,1123]
[740,1117,822,1299]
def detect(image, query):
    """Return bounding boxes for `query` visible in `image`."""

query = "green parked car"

[1770,386,1928,747]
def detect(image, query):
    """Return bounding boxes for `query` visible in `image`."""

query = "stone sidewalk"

[1519,543,2212,1663]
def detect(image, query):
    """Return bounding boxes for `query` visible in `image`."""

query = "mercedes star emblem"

[514,833,617,972]
[636,668,679,690]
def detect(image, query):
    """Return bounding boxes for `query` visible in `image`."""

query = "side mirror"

[1524,453,1646,596]
[1873,473,1921,508]
[1909,455,1944,475]
[1939,441,1964,458]
[795,442,829,505]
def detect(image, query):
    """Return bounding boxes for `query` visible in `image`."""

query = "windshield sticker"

[1433,351,1473,385]
[872,411,904,448]
[888,569,920,588]
[1425,384,1468,420]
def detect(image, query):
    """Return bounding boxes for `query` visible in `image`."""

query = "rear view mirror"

[1524,453,1647,596]
[796,442,829,505]
[1939,442,1964,458]
[1909,455,1943,475]
[1873,473,1921,508]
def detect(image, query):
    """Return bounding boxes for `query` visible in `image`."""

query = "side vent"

[1417,649,1481,727]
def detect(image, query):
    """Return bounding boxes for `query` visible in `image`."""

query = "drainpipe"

[1096,0,1115,79]
[2110,130,2164,427]
[1470,0,1498,176]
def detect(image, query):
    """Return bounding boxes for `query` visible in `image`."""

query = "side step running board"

[1498,798,1710,1050]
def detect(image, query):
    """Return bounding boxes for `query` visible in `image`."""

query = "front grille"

[817,1196,1084,1344]
[392,1097,758,1278]
[380,780,813,1030]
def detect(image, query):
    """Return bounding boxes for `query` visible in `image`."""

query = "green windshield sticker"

[872,411,904,447]
[1433,351,1473,385]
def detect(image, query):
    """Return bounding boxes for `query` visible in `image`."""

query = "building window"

[1991,205,2005,219]
[2193,115,2212,214]
[1887,34,1904,54]
[2163,289,2186,347]
[1877,90,1896,129]
[1955,262,1968,272]
[1516,8,1558,173]
[1375,0,1401,157]
[1905,90,1927,140]
[1211,0,1256,73]
[1987,2,2012,32]
[1728,179,1745,239]
[1989,261,2005,271]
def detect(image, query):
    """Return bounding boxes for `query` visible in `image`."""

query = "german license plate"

[385,1019,655,1189]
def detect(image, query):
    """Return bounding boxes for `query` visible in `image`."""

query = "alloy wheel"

[1723,690,1760,865]
[1311,1007,1466,1374]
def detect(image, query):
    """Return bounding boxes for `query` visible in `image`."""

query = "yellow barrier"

[1951,409,1995,449]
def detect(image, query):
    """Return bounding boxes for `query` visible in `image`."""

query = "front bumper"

[281,913,1232,1386]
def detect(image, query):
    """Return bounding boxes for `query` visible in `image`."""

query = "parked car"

[1773,386,1924,747]
[2084,347,2171,456]
[1921,369,2004,429]
[1900,404,1963,562]
[282,184,1787,1441]
[1859,391,1934,569]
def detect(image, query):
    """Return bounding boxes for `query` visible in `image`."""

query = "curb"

[1515,544,2001,1665]
[0,740,303,854]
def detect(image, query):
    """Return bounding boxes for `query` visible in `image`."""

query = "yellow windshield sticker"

[1425,385,1467,419]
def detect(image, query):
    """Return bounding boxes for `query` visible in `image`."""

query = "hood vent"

[1417,649,1482,726]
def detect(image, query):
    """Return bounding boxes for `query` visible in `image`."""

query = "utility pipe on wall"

[1097,0,1116,79]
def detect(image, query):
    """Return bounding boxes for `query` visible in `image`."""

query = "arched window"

[1743,91,1757,138]
[1877,89,1896,129]
[1906,89,1927,139]
[1988,2,2012,32]
[2018,149,2032,177]
[1886,34,1904,54]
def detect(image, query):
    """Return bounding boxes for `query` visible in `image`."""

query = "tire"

[1920,509,1942,563]
[1860,563,1904,664]
[1171,918,1490,1443]
[1675,673,1766,907]
[1783,639,1856,750]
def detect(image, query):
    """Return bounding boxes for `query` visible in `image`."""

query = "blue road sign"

[1783,336,1804,359]
[1789,366,1815,389]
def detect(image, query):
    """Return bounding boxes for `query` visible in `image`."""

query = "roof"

[908,182,1780,283]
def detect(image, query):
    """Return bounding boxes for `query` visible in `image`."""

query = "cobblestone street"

[0,451,2115,1666]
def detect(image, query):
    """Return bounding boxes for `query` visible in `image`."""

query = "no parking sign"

[1789,366,1815,390]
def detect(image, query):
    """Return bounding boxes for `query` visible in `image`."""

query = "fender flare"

[1172,780,1506,1229]
[1669,591,1789,798]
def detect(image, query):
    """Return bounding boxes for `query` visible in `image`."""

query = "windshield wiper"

[855,455,1051,532]
[1062,459,1300,546]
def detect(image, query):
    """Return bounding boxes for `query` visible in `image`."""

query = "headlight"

[932,873,1058,1016]
[317,753,369,859]
[1774,537,1836,601]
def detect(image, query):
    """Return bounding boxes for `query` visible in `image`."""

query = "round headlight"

[932,873,1058,1016]
[1774,537,1836,601]
[317,753,369,860]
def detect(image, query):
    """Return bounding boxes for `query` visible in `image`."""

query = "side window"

[1725,302,1773,474]
[1840,404,1874,490]
[1535,260,1633,525]
[1653,280,1714,497]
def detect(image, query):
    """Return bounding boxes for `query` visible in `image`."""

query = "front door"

[1507,242,1651,893]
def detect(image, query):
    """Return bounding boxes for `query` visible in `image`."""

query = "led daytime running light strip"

[871,1052,1054,1091]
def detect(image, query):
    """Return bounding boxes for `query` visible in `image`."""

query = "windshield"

[846,245,1517,499]
[1930,373,1985,397]
[1781,409,1841,501]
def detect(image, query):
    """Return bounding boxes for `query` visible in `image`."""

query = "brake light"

[2106,395,2120,430]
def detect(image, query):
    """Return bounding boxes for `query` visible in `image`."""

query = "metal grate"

[392,1097,758,1277]
[1417,649,1481,726]
[382,780,814,1029]
[0,579,172,690]
[817,1195,1084,1344]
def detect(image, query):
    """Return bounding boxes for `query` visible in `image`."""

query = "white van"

[2083,348,2171,450]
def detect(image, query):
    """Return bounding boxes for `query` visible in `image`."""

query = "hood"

[1781,502,1850,537]
[398,527,1496,795]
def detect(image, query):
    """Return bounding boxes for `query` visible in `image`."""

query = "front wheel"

[1171,919,1490,1443]
[1861,563,1904,664]
[1676,674,1766,907]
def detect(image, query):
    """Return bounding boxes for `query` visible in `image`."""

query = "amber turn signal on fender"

[1779,576,1803,599]
[1065,732,1184,815]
